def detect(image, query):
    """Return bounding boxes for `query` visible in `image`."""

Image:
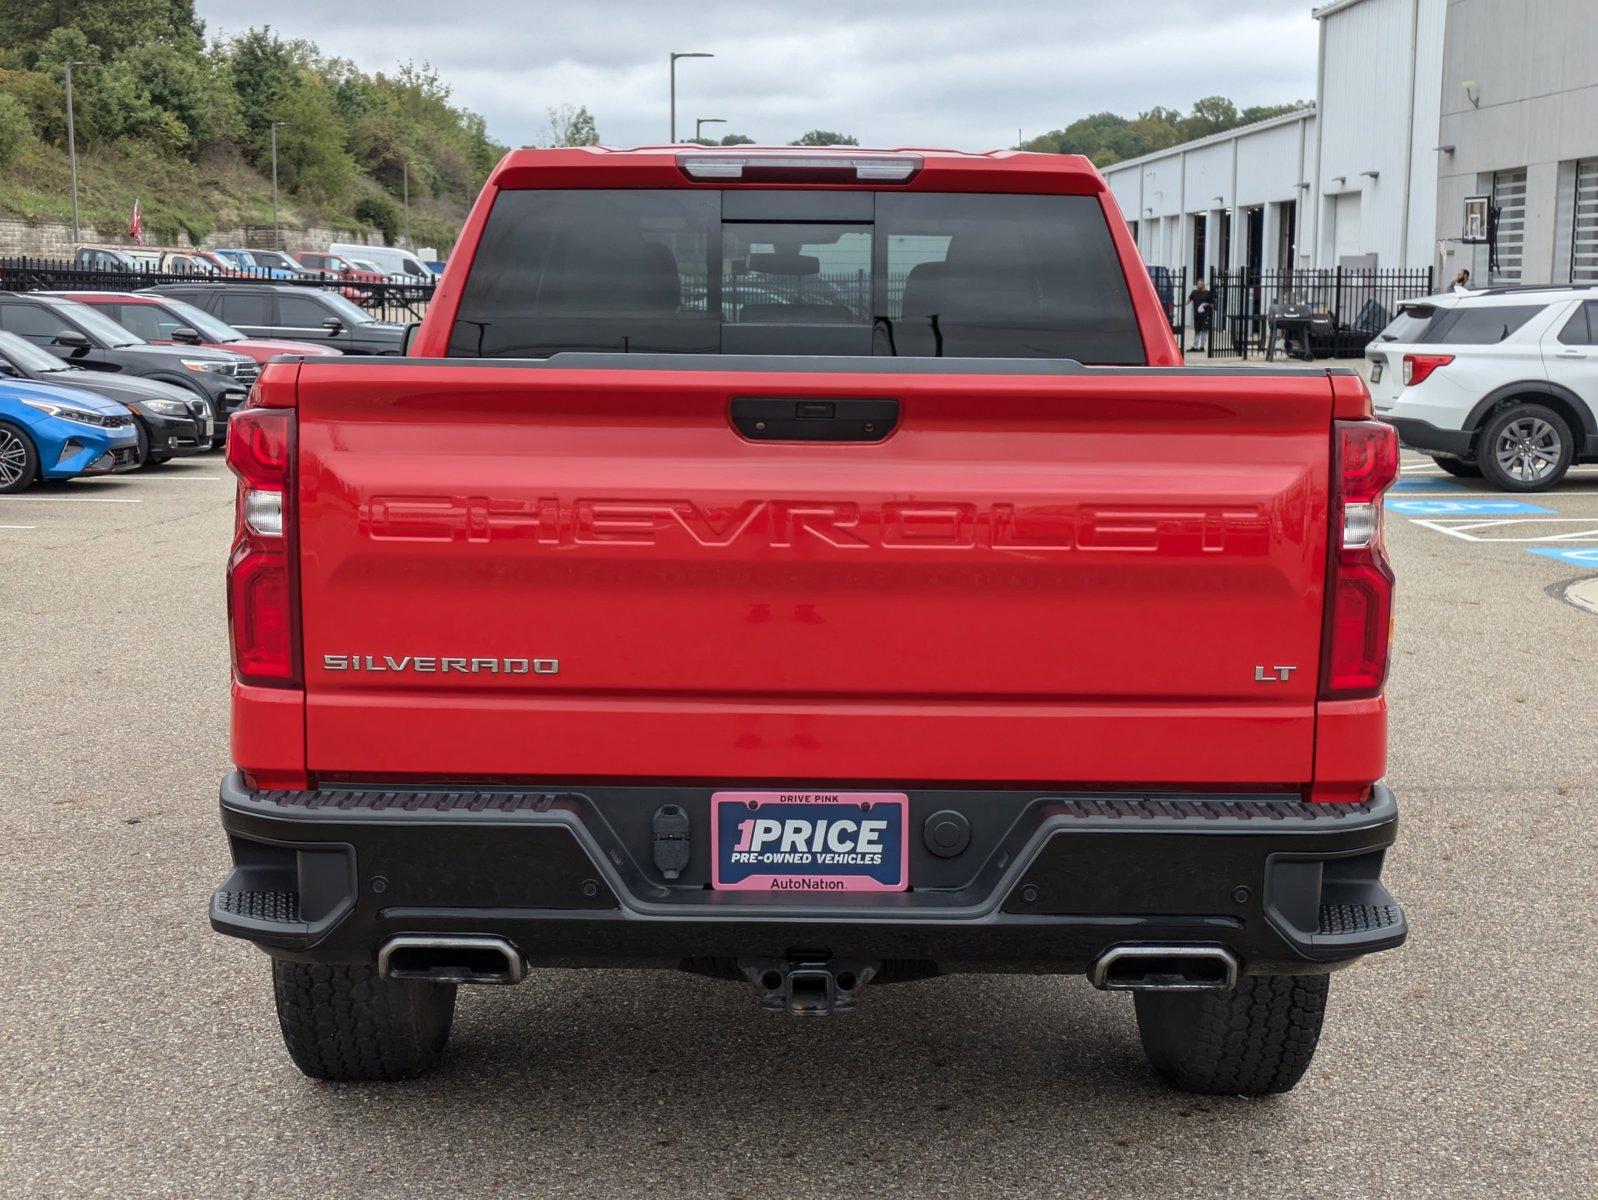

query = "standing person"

[1452,268,1473,293]
[1188,275,1215,352]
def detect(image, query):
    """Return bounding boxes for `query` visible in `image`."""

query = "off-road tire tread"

[1134,974,1329,1096]
[272,960,456,1081]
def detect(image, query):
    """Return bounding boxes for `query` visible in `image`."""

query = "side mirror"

[54,329,91,349]
[0,361,17,376]
[400,321,421,356]
[321,317,344,335]
[171,326,203,345]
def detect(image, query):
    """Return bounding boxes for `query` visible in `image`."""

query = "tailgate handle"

[731,397,898,442]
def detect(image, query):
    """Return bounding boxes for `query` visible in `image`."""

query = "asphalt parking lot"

[2,451,1595,1199]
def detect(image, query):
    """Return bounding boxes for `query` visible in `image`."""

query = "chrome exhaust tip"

[378,935,525,985]
[1090,945,1238,992]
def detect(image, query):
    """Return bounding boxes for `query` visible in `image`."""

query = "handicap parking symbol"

[1526,547,1598,567]
[1388,499,1555,515]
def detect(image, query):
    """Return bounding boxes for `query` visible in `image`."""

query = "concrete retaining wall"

[0,218,377,259]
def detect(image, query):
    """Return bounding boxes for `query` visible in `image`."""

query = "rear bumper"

[211,773,1406,977]
[1380,415,1474,457]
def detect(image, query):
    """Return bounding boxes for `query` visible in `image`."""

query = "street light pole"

[270,122,285,250]
[63,61,93,244]
[694,117,726,144]
[402,161,410,249]
[668,52,713,143]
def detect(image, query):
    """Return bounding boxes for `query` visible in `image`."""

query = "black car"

[0,291,252,439]
[146,283,407,355]
[0,330,211,463]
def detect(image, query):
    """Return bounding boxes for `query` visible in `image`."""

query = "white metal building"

[1104,0,1446,277]
[1434,0,1598,287]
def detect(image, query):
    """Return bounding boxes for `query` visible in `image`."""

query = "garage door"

[1333,192,1363,263]
[1572,159,1598,284]
[1491,168,1527,285]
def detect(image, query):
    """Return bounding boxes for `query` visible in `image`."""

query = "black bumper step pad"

[215,889,300,925]
[1319,902,1403,936]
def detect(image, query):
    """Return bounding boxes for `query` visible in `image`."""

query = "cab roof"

[485,145,1108,195]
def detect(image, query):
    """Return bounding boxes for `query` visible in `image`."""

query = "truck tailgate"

[294,361,1334,785]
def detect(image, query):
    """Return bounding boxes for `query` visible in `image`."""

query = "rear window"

[447,189,1144,363]
[1420,304,1543,345]
[1376,304,1439,343]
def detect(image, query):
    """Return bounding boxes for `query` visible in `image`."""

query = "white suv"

[1368,286,1598,490]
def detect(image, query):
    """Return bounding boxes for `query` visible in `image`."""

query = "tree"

[1022,96,1300,166]
[1241,101,1306,124]
[0,68,66,144]
[225,26,309,147]
[85,55,189,152]
[789,130,858,146]
[273,75,358,203]
[688,131,756,146]
[545,103,598,147]
[0,92,31,169]
[1023,111,1142,164]
[116,41,238,156]
[1182,95,1239,140]
[0,1,204,63]
[355,195,400,244]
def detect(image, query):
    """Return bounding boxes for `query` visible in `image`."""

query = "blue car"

[210,248,298,280]
[0,378,141,493]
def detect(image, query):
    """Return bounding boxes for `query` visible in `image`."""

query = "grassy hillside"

[0,138,471,252]
[0,4,504,256]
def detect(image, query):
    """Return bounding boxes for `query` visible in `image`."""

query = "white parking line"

[1410,517,1598,542]
[0,524,35,530]
[13,496,141,504]
[161,475,222,482]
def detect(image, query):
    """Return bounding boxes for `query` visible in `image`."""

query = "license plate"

[711,791,909,893]
[1369,362,1383,383]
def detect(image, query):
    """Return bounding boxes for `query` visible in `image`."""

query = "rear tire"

[1133,974,1330,1095]
[0,420,39,493]
[1430,456,1480,478]
[1477,403,1574,492]
[272,960,456,1081]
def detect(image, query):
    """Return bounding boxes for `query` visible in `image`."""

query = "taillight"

[1321,420,1399,700]
[226,405,299,687]
[1401,353,1453,386]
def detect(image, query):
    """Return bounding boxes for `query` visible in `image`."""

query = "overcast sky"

[196,1,1318,150]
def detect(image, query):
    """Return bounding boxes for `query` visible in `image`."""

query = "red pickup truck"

[213,146,1405,1093]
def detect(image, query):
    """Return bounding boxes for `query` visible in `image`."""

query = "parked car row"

[0,284,362,493]
[72,242,441,285]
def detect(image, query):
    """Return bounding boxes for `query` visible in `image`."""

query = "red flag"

[128,199,144,245]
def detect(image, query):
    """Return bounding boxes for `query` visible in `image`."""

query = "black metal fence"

[0,257,435,325]
[1199,266,1434,360]
[1146,266,1187,343]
